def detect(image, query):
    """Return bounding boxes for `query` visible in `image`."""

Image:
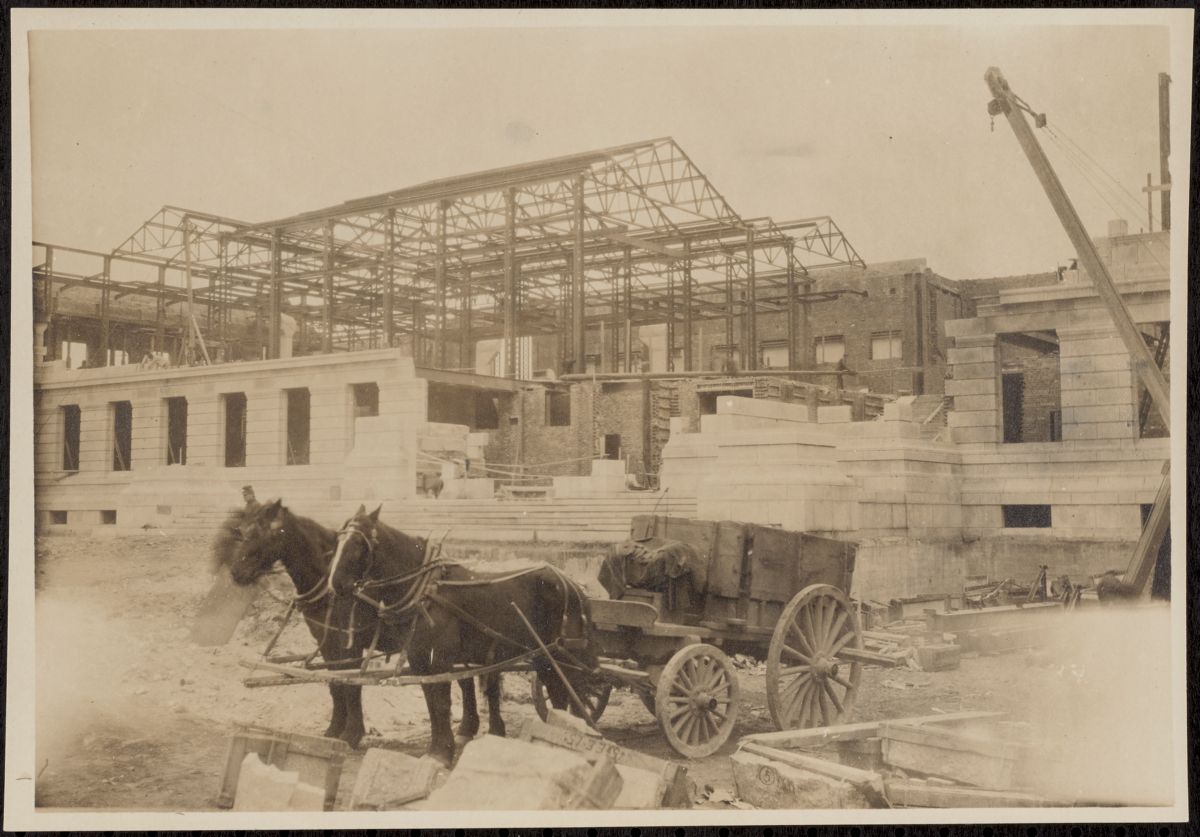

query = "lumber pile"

[734,712,1072,809]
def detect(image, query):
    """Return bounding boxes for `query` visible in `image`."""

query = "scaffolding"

[33,137,864,376]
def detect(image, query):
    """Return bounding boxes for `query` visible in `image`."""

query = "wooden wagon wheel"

[655,643,739,758]
[766,583,863,731]
[530,673,612,725]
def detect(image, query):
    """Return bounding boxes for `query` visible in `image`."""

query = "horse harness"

[333,520,594,670]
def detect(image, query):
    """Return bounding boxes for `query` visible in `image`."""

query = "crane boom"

[984,67,1169,430]
[984,67,1171,601]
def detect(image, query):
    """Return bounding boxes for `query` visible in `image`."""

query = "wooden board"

[218,726,349,810]
[885,779,1068,808]
[748,527,856,604]
[707,521,747,599]
[738,710,1005,749]
[880,722,1026,791]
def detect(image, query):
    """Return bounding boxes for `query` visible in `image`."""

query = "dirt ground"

[32,530,1088,812]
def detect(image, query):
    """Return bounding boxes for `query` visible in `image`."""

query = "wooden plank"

[880,722,1025,790]
[885,779,1067,808]
[927,602,1062,633]
[590,598,659,629]
[739,710,1005,749]
[739,741,884,788]
[707,521,747,599]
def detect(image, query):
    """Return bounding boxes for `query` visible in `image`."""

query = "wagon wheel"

[530,673,611,725]
[766,583,862,730]
[655,644,740,759]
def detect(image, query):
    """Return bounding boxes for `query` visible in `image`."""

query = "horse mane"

[371,518,427,573]
[283,507,338,564]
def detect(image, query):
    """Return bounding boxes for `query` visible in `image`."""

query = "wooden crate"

[217,726,350,810]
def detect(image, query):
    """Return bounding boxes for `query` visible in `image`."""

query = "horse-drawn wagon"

[231,501,891,763]
[529,515,888,758]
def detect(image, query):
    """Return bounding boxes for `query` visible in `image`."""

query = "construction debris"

[348,749,440,810]
[734,711,1071,809]
[231,753,324,811]
[217,726,349,811]
[421,735,623,810]
[516,717,693,808]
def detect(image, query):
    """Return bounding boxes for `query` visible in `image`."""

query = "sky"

[24,13,1180,280]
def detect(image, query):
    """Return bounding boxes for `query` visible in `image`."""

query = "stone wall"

[34,348,427,530]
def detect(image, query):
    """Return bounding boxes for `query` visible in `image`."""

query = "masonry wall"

[34,348,427,529]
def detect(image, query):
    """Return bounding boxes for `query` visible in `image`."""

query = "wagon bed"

[527,515,901,758]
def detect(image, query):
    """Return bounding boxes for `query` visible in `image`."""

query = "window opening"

[352,383,380,418]
[111,400,132,471]
[814,336,845,365]
[870,331,902,361]
[223,393,247,467]
[998,330,1061,443]
[546,389,571,426]
[165,397,188,464]
[285,388,311,465]
[62,404,81,471]
[1002,505,1051,528]
[603,434,622,460]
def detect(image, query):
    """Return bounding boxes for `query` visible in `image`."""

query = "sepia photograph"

[5,8,1192,829]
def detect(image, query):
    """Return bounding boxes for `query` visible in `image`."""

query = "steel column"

[786,247,797,369]
[666,266,675,372]
[724,256,734,368]
[42,246,56,360]
[155,265,166,354]
[435,200,447,366]
[610,266,620,372]
[461,266,473,371]
[268,230,282,360]
[383,210,396,348]
[99,255,111,366]
[682,240,693,372]
[503,187,517,378]
[745,229,757,370]
[623,246,633,373]
[323,220,334,353]
[572,174,586,369]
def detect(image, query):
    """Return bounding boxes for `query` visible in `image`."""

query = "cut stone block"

[730,750,873,809]
[818,406,852,424]
[288,780,326,811]
[545,708,602,738]
[422,735,622,810]
[613,763,666,809]
[914,643,962,672]
[516,717,692,808]
[349,748,440,810]
[233,753,300,811]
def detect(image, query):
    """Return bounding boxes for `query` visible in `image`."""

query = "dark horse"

[329,505,601,765]
[227,500,502,754]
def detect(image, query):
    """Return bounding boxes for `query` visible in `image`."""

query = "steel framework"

[34,137,864,376]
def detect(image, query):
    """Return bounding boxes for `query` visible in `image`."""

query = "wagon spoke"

[779,664,811,678]
[786,680,811,726]
[822,680,844,715]
[817,681,833,724]
[831,672,854,690]
[787,623,817,657]
[821,597,838,648]
[826,611,847,652]
[801,606,818,652]
[780,643,812,664]
[827,628,856,658]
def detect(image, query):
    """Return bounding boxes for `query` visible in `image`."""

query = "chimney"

[1107,219,1129,238]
